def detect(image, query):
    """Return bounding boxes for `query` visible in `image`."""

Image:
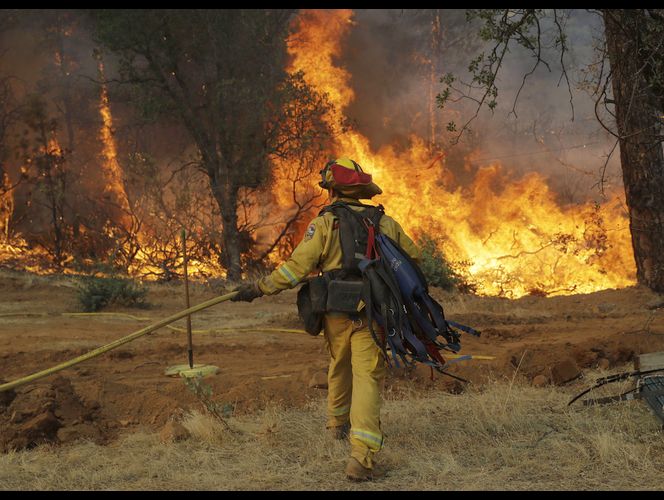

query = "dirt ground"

[1,269,664,453]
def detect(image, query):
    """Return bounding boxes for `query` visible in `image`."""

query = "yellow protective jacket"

[258,197,420,295]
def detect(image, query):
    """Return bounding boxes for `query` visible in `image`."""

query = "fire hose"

[0,311,310,336]
[0,291,239,393]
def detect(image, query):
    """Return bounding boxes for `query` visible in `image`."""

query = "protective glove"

[230,281,264,302]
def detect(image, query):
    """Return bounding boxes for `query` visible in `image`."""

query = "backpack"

[321,201,480,377]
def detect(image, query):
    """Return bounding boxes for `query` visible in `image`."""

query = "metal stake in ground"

[163,230,219,379]
[183,228,193,369]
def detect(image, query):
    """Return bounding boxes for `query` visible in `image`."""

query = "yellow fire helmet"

[319,157,383,199]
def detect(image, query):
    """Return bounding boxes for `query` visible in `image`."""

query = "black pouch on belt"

[297,276,328,336]
[326,279,363,314]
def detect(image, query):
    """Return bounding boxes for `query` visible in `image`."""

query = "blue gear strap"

[351,202,480,376]
[446,320,481,337]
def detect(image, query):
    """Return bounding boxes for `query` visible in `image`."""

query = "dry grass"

[1,377,663,490]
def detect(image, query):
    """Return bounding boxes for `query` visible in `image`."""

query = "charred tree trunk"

[209,167,242,281]
[603,10,664,292]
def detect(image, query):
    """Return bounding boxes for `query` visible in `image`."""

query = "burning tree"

[93,9,333,280]
[0,78,19,242]
[19,95,71,266]
[1,10,133,271]
[0,13,23,243]
[437,9,664,293]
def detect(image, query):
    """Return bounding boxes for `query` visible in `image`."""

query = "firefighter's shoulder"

[302,213,332,243]
[379,213,406,235]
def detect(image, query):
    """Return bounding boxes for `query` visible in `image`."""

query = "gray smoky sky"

[342,9,621,204]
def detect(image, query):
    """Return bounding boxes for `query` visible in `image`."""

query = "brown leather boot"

[328,422,350,440]
[345,457,386,482]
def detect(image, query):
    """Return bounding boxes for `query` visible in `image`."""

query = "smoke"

[342,9,431,149]
[340,9,621,204]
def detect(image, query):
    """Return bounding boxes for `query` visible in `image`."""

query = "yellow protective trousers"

[324,313,386,468]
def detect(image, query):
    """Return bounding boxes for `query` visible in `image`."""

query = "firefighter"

[232,158,420,481]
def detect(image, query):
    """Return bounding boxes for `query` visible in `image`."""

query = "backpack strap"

[361,269,389,363]
[377,233,465,350]
[372,260,430,363]
[320,201,384,275]
[359,258,410,367]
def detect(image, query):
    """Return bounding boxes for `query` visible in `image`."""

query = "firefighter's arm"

[257,216,328,295]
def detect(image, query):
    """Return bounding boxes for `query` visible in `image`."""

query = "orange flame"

[279,9,636,298]
[0,171,13,242]
[97,58,131,220]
